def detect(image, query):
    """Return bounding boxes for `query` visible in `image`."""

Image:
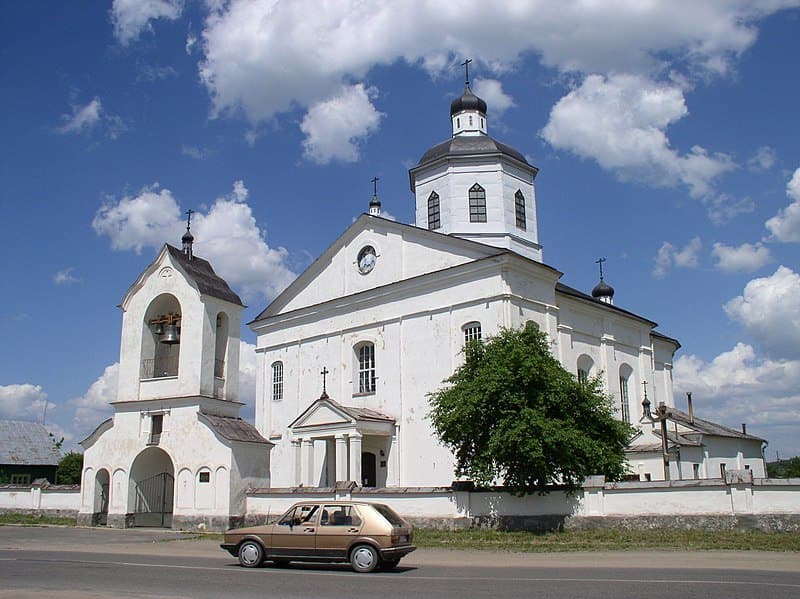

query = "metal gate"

[133,472,174,527]
[97,483,109,526]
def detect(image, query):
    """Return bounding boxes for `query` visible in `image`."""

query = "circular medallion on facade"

[357,245,377,274]
[159,267,174,279]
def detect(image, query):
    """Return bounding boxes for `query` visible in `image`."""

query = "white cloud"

[54,267,80,285]
[69,363,118,439]
[300,84,384,164]
[724,266,800,360]
[711,242,772,273]
[92,184,184,254]
[747,146,777,172]
[56,98,103,135]
[238,340,256,419]
[702,193,755,225]
[673,343,800,458]
[765,167,800,242]
[181,145,212,160]
[111,0,183,46]
[0,383,54,422]
[473,78,515,116]
[541,74,735,201]
[93,181,296,302]
[653,236,702,278]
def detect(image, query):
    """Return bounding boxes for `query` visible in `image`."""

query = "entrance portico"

[289,394,396,488]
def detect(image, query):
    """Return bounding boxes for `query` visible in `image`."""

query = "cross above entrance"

[320,367,329,398]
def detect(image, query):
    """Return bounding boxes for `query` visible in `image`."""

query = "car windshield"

[277,504,319,526]
[372,504,406,527]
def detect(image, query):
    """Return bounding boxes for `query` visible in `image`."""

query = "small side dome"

[182,229,194,244]
[450,84,487,116]
[591,280,615,300]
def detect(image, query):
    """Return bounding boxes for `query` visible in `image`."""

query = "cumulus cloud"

[765,167,800,242]
[473,78,515,116]
[541,74,735,201]
[238,340,257,419]
[711,242,772,273]
[93,181,296,302]
[723,266,800,360]
[747,146,777,172]
[653,236,702,278]
[69,363,118,439]
[0,383,53,422]
[299,84,384,164]
[674,343,800,457]
[54,267,80,285]
[111,0,183,46]
[181,144,212,160]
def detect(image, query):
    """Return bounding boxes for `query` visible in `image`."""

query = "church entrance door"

[361,452,377,487]
[94,469,109,526]
[129,447,175,528]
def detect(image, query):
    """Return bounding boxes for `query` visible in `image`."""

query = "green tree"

[429,323,634,494]
[56,452,83,484]
[767,457,800,478]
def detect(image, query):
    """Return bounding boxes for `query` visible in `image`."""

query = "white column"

[292,439,302,486]
[390,425,400,486]
[335,434,348,483]
[348,433,362,486]
[303,438,315,487]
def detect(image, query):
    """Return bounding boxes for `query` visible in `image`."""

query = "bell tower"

[116,216,244,405]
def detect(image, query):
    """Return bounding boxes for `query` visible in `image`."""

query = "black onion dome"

[369,196,381,208]
[591,280,615,300]
[450,84,487,116]
[182,229,194,243]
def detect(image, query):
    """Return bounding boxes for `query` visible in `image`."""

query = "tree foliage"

[428,324,634,494]
[767,457,800,478]
[56,452,83,484]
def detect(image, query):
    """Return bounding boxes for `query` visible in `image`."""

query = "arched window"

[271,361,284,401]
[427,192,441,230]
[619,365,633,424]
[355,343,376,394]
[515,190,526,230]
[463,321,482,344]
[214,312,228,379]
[577,354,594,385]
[468,183,486,223]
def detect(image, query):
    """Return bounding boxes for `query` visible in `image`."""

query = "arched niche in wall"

[141,293,182,380]
[577,354,594,385]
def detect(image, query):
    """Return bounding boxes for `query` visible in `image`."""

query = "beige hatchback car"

[221,501,416,573]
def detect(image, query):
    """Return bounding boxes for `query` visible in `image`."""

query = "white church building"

[74,79,767,530]
[250,81,766,492]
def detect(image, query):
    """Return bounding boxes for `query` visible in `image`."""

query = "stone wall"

[0,481,80,520]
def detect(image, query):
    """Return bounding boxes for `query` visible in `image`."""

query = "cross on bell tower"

[368,177,381,216]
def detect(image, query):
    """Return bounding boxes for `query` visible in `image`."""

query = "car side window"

[320,505,362,527]
[277,504,318,526]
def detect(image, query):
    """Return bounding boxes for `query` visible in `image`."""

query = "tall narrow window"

[514,190,526,230]
[357,343,376,394]
[271,361,284,401]
[577,354,593,385]
[427,192,441,230]
[463,322,482,344]
[619,376,630,423]
[149,414,163,445]
[469,183,486,222]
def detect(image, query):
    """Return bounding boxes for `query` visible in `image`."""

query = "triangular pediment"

[251,214,503,322]
[290,397,355,430]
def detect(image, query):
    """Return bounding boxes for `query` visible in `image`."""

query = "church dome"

[450,84,487,116]
[591,280,615,300]
[415,135,530,169]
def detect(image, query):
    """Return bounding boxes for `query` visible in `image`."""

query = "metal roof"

[414,135,531,172]
[166,245,244,306]
[0,420,62,466]
[199,412,272,445]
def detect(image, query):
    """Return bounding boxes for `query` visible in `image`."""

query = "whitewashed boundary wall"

[0,481,80,518]
[246,472,800,532]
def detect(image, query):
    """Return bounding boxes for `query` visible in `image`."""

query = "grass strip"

[0,514,77,526]
[413,528,800,552]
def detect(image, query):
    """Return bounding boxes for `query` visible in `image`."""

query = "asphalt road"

[1,526,799,599]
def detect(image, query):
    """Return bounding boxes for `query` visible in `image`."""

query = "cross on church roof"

[461,58,472,86]
[595,257,606,280]
[371,176,379,197]
[320,367,329,399]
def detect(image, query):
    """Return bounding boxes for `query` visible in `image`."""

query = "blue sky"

[1,1,799,459]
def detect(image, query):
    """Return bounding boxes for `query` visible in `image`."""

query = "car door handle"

[348,528,359,533]
[303,527,315,533]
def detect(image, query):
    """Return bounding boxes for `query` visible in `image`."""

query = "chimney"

[687,392,694,424]
[742,423,747,435]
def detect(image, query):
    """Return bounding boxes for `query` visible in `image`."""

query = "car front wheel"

[238,540,264,568]
[349,544,380,573]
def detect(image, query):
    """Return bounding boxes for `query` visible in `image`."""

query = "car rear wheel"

[349,544,380,573]
[238,540,264,568]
